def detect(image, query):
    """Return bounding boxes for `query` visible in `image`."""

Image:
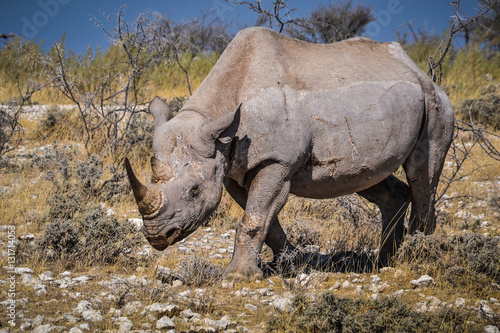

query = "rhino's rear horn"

[124,158,163,218]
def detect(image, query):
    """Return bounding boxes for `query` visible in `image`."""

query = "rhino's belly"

[289,159,401,199]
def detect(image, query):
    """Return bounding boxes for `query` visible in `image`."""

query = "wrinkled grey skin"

[126,27,454,281]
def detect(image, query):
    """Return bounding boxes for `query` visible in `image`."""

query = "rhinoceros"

[125,27,454,280]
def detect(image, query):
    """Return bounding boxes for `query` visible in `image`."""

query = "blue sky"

[0,0,482,55]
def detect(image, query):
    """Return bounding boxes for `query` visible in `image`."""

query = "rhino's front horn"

[124,158,163,218]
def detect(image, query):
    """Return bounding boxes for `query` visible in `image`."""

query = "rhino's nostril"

[166,228,177,239]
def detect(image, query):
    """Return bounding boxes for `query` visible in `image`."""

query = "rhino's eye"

[190,185,200,198]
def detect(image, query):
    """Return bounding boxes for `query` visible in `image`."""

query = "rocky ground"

[1,225,500,332]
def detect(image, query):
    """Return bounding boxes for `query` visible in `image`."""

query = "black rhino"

[125,27,454,280]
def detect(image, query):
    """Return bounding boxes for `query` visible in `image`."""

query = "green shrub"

[396,232,500,289]
[38,205,142,265]
[174,256,223,287]
[456,84,500,130]
[267,292,479,332]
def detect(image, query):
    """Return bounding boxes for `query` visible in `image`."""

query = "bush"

[267,292,478,332]
[174,256,223,287]
[456,84,500,130]
[37,205,142,266]
[396,232,500,289]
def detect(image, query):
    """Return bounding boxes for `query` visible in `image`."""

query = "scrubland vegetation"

[0,1,499,332]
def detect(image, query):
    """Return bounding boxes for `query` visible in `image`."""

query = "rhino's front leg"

[224,162,291,281]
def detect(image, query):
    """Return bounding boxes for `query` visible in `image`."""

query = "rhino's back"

[188,28,428,195]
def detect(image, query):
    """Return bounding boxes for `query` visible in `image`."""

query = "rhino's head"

[125,97,239,250]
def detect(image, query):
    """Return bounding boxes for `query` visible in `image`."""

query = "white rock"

[145,303,180,317]
[60,271,72,277]
[342,280,353,288]
[68,327,83,333]
[82,309,103,322]
[393,269,405,279]
[72,275,93,284]
[414,301,428,312]
[355,285,363,295]
[13,267,33,275]
[39,271,54,281]
[477,300,495,319]
[220,233,231,239]
[34,284,47,296]
[180,309,200,319]
[484,325,500,333]
[33,315,45,326]
[271,297,292,312]
[156,316,175,329]
[410,275,434,288]
[204,318,229,330]
[123,301,142,315]
[73,300,93,314]
[455,297,466,308]
[245,304,258,311]
[370,275,382,284]
[32,324,51,333]
[379,267,395,273]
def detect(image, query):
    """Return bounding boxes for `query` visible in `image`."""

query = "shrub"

[396,232,500,289]
[456,84,500,130]
[174,256,223,287]
[267,292,478,332]
[37,205,142,266]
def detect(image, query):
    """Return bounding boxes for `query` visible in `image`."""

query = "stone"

[122,301,142,315]
[108,307,122,317]
[329,281,341,290]
[455,297,466,308]
[60,271,72,277]
[156,316,175,330]
[14,267,33,275]
[39,271,54,281]
[172,280,183,287]
[393,269,405,279]
[414,301,428,312]
[32,324,51,333]
[245,304,258,311]
[82,309,103,322]
[484,325,500,333]
[144,303,180,317]
[33,315,45,326]
[116,317,134,332]
[34,284,47,296]
[342,280,353,288]
[180,309,201,319]
[477,300,495,319]
[72,275,93,284]
[271,297,292,312]
[354,285,363,295]
[68,328,83,333]
[204,318,229,330]
[73,300,93,314]
[410,275,434,288]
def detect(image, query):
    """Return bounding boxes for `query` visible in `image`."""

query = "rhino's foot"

[223,261,263,283]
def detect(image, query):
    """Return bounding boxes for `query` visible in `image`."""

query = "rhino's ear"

[205,104,241,143]
[195,104,241,157]
[150,97,174,125]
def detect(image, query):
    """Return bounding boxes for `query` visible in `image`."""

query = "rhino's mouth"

[147,228,182,251]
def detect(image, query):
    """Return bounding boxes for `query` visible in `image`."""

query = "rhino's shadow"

[261,250,388,277]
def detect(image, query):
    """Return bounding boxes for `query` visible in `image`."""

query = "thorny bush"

[267,291,480,332]
[396,232,500,289]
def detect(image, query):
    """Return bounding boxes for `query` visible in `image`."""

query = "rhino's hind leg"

[357,175,410,262]
[223,163,292,281]
[403,87,454,235]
